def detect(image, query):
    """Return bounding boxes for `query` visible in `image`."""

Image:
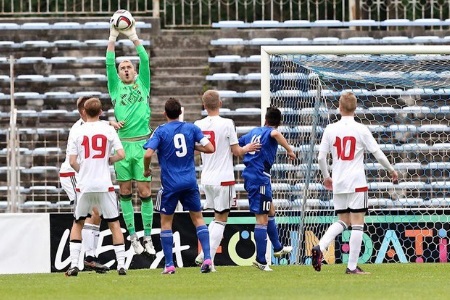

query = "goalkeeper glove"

[121,23,139,42]
[109,25,120,42]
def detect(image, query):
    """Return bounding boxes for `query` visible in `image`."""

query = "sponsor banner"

[50,211,450,272]
[0,213,50,274]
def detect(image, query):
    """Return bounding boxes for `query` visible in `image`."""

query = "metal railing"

[1,0,450,28]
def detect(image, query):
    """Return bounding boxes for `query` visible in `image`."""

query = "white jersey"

[319,116,380,194]
[194,115,238,185]
[67,121,123,193]
[60,119,84,174]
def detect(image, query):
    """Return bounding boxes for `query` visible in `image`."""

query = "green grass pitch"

[1,263,450,300]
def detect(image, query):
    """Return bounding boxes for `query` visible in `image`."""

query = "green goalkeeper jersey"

[106,45,151,139]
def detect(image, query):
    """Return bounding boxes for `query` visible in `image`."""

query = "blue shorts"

[244,181,272,214]
[156,186,202,215]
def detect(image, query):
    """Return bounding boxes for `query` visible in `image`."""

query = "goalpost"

[261,45,450,265]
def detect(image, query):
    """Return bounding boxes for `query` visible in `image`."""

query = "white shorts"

[203,184,236,212]
[333,191,368,214]
[59,172,78,203]
[74,191,119,221]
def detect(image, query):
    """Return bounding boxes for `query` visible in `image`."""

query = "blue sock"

[160,230,174,267]
[267,216,283,252]
[196,225,211,260]
[254,224,268,264]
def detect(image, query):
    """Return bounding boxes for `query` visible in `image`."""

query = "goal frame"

[261,45,450,125]
[260,45,450,264]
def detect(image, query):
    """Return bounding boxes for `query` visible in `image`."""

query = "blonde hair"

[339,92,357,114]
[202,90,220,110]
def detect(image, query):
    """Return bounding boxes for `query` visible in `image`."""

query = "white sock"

[114,244,126,269]
[69,241,82,268]
[347,225,364,270]
[82,223,100,259]
[319,220,347,252]
[209,220,226,261]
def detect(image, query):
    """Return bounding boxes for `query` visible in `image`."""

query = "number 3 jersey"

[194,115,238,186]
[67,121,123,193]
[319,116,381,194]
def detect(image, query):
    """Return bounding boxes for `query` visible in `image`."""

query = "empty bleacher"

[0,19,152,212]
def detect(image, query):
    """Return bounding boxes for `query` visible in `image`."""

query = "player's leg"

[312,194,350,272]
[115,144,143,254]
[264,185,292,258]
[196,185,232,269]
[82,208,109,273]
[157,189,177,274]
[66,192,89,277]
[184,187,212,273]
[59,172,76,205]
[246,181,272,271]
[102,191,126,275]
[133,141,155,255]
[346,190,369,275]
[137,181,155,256]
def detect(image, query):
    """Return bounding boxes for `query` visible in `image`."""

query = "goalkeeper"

[106,21,155,256]
[313,92,398,275]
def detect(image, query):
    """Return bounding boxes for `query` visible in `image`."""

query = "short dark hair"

[165,97,182,119]
[265,106,282,127]
[84,98,102,117]
[76,96,92,112]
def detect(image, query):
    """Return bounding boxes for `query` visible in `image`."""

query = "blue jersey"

[238,126,278,184]
[143,121,205,191]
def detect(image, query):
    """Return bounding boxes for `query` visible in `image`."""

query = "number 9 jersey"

[319,116,381,194]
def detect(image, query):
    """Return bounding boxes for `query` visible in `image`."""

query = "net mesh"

[269,53,450,265]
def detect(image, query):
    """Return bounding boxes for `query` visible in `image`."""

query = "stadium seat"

[16,57,46,64]
[54,40,84,47]
[313,20,343,27]
[48,56,77,63]
[248,38,279,45]
[210,38,244,46]
[344,37,375,44]
[52,22,82,29]
[208,55,243,63]
[0,23,20,30]
[48,74,76,81]
[312,37,340,44]
[251,20,281,28]
[206,73,241,81]
[380,19,412,27]
[21,22,51,30]
[85,39,109,47]
[79,74,106,81]
[17,75,45,82]
[79,56,106,64]
[380,36,410,44]
[217,90,238,98]
[21,40,52,47]
[281,37,310,45]
[212,20,249,28]
[411,36,442,43]
[345,19,378,27]
[83,22,110,29]
[282,20,312,28]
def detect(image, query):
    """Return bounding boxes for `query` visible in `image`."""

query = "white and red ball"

[110,10,135,30]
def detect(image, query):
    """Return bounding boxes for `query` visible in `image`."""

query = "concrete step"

[151,48,210,57]
[152,66,208,76]
[151,75,206,86]
[150,56,208,68]
[151,85,203,96]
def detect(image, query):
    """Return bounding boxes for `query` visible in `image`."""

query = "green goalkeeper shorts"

[114,140,151,182]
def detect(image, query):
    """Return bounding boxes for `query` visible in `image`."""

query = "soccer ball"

[110,10,134,30]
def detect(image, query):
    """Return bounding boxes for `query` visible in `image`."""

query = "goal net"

[261,45,450,266]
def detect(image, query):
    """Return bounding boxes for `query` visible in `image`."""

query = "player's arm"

[195,137,214,153]
[318,129,332,190]
[69,155,80,173]
[110,149,125,164]
[270,129,296,160]
[143,148,154,177]
[106,26,121,97]
[361,127,398,183]
[230,142,260,157]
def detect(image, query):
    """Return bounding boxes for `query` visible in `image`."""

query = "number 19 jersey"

[319,116,380,194]
[67,121,123,193]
